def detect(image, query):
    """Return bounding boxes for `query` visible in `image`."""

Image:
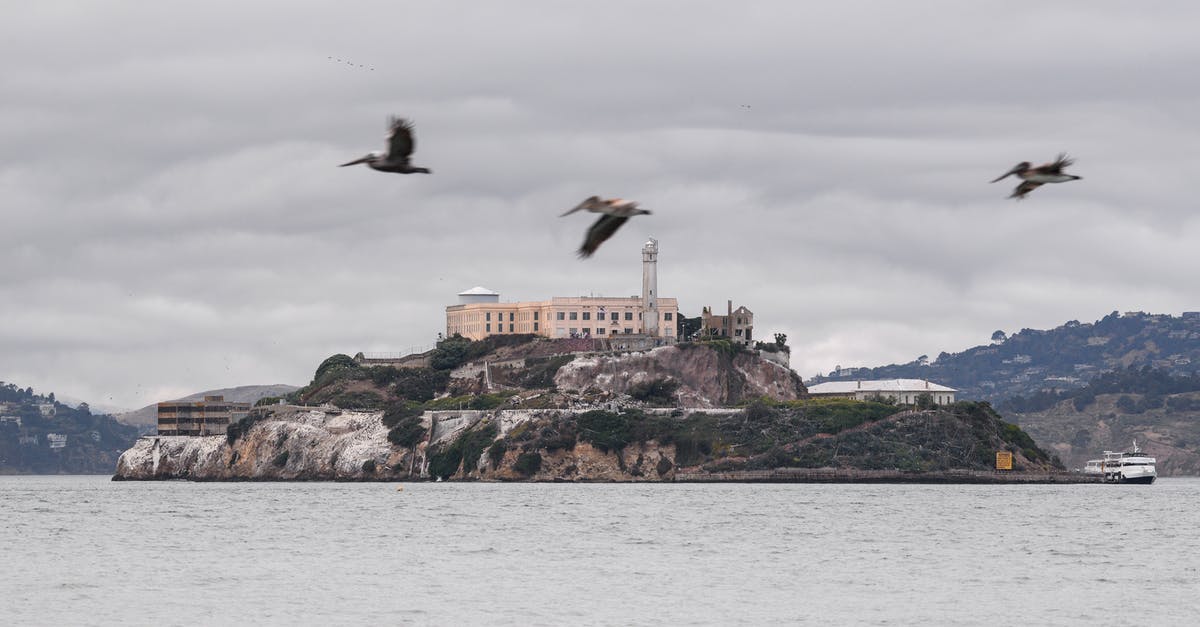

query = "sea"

[2,476,1199,626]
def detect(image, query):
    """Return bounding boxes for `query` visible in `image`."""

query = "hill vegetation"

[816,311,1200,403]
[1,381,138,474]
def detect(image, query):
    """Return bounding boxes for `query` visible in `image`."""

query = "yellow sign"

[996,451,1013,471]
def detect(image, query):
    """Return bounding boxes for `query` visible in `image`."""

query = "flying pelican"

[339,117,431,174]
[990,153,1081,199]
[560,196,645,217]
[560,196,651,258]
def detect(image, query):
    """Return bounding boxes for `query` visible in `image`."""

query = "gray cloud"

[3,1,1200,407]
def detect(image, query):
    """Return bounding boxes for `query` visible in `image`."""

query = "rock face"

[115,407,405,480]
[554,344,804,406]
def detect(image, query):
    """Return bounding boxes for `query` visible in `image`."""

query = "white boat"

[1088,441,1156,484]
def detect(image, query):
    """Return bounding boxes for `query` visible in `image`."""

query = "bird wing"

[578,215,630,258]
[1010,180,1043,199]
[386,117,417,162]
[1036,153,1074,175]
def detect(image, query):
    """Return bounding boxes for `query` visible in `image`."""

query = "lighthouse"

[642,237,659,336]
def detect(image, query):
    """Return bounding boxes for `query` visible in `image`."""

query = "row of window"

[484,312,539,322]
[484,323,541,333]
[554,311,675,321]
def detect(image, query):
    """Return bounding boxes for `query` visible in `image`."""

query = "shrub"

[514,452,542,475]
[382,401,423,428]
[391,368,451,402]
[315,354,359,380]
[426,422,499,477]
[328,390,385,410]
[387,417,426,448]
[520,355,574,388]
[628,378,680,406]
[254,396,282,407]
[577,410,632,452]
[430,335,473,370]
[488,440,507,465]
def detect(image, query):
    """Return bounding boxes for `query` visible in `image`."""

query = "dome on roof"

[458,286,498,295]
[457,286,500,305]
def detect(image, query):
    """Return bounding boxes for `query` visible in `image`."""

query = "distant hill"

[115,384,300,428]
[1,381,139,474]
[999,366,1200,475]
[811,311,1200,403]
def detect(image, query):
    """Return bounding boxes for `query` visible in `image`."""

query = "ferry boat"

[1083,441,1156,484]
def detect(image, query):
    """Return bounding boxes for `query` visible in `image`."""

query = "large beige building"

[446,238,679,341]
[157,395,251,436]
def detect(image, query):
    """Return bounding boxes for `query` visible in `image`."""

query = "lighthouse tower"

[641,237,659,336]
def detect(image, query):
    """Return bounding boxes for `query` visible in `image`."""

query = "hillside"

[1,381,138,474]
[999,367,1200,476]
[814,311,1200,403]
[114,399,1064,481]
[115,384,300,428]
[290,335,805,412]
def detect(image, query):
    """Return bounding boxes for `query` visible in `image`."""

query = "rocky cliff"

[554,344,804,406]
[114,400,1063,481]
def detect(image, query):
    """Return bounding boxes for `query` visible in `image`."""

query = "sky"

[3,1,1200,411]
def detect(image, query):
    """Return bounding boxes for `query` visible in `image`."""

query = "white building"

[807,379,957,405]
[47,433,67,449]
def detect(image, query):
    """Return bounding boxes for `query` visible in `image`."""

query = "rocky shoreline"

[113,401,1073,483]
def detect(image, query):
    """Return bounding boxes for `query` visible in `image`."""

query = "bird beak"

[990,167,1019,183]
[339,155,371,167]
[560,202,587,217]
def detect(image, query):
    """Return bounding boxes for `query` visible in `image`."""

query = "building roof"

[458,286,499,296]
[807,379,957,394]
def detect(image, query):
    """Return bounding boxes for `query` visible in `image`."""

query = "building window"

[611,312,619,321]
[509,323,514,332]
[624,312,633,321]
[664,313,673,321]
[509,313,514,321]
[557,312,564,320]
[534,311,540,321]
[583,312,591,321]
[597,328,606,334]
[582,328,590,336]
[735,329,743,336]
[486,323,491,332]
[569,328,577,335]
[486,312,491,321]
[570,312,578,320]
[623,328,633,334]
[534,322,539,332]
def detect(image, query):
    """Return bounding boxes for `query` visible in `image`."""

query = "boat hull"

[1119,474,1156,485]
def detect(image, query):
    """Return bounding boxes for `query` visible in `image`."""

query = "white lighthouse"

[642,237,659,336]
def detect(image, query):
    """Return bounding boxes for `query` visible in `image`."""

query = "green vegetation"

[426,421,499,478]
[818,311,1200,404]
[513,452,542,475]
[0,381,140,475]
[519,355,574,388]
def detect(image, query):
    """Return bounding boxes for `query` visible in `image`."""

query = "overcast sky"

[4,1,1200,411]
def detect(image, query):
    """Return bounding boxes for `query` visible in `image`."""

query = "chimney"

[925,380,929,389]
[856,380,861,389]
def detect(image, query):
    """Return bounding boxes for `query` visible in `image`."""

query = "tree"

[677,316,702,341]
[774,333,787,348]
[991,330,1007,344]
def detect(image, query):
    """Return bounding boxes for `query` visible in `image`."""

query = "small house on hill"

[807,379,956,405]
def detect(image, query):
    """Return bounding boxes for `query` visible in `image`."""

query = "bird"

[339,117,431,174]
[990,153,1081,199]
[560,196,651,258]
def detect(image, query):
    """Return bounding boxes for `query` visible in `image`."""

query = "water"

[3,477,1199,626]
